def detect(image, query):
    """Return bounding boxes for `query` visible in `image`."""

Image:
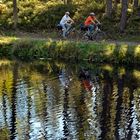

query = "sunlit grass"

[118,67,126,77]
[119,44,128,57]
[134,45,140,57]
[104,43,116,56]
[101,64,113,72]
[0,59,11,66]
[0,37,17,44]
[133,70,140,80]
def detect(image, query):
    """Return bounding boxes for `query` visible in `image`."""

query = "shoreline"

[0,36,140,64]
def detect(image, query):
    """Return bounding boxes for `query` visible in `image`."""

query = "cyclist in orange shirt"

[84,12,100,35]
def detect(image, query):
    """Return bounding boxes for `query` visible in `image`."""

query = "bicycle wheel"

[57,29,62,38]
[82,32,91,41]
[95,31,106,41]
[67,28,76,39]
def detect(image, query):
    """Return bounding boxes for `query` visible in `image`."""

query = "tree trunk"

[133,0,139,9]
[114,0,117,11]
[129,0,133,4]
[13,0,18,29]
[114,0,120,11]
[63,0,67,4]
[67,0,72,4]
[63,0,72,4]
[106,0,113,17]
[120,0,128,32]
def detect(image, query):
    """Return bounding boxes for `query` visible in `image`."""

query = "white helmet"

[65,11,70,15]
[90,12,95,16]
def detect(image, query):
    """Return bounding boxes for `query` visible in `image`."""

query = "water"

[0,60,140,140]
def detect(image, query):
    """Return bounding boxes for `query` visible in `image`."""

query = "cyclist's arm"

[72,19,74,23]
[69,18,74,24]
[66,16,74,24]
[95,17,100,24]
[91,20,96,24]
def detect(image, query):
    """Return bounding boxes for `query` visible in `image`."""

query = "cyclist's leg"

[60,23,67,38]
[65,23,72,34]
[88,24,94,34]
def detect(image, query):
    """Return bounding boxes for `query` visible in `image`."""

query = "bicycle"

[56,23,76,39]
[81,23,106,41]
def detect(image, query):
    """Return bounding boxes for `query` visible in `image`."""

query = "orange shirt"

[82,80,92,91]
[84,16,95,26]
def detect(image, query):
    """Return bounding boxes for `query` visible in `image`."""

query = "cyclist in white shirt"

[60,11,74,38]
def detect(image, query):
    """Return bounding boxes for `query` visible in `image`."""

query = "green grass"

[118,35,140,42]
[0,36,140,64]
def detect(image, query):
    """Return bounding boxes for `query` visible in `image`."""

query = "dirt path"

[3,30,140,46]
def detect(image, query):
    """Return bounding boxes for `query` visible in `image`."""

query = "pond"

[0,60,140,140]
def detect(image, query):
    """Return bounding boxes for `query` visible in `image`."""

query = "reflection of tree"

[123,68,137,140]
[1,60,140,139]
[100,70,113,139]
[58,68,71,139]
[126,88,134,140]
[133,88,140,139]
[25,76,31,140]
[0,63,14,139]
[77,90,85,139]
[38,81,48,139]
[114,66,138,139]
[2,81,8,128]
[115,73,125,139]
[10,62,18,140]
[62,88,70,139]
[71,80,92,139]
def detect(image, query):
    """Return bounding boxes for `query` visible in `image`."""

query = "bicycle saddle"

[56,24,62,30]
[80,24,88,31]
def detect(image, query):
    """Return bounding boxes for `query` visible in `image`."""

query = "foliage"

[0,0,140,35]
[0,37,140,64]
[0,1,77,30]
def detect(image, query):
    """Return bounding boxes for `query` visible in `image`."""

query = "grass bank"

[0,37,140,64]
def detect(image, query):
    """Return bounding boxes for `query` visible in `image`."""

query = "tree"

[114,0,120,12]
[120,0,128,32]
[62,0,72,4]
[129,0,133,4]
[13,0,18,29]
[10,62,19,140]
[133,0,139,9]
[67,0,72,4]
[106,0,113,17]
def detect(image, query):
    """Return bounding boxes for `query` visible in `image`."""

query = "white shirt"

[60,15,71,25]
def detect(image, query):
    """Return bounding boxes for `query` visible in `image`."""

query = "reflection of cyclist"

[59,68,72,90]
[79,68,96,92]
[82,79,93,92]
[84,12,100,35]
[60,11,74,38]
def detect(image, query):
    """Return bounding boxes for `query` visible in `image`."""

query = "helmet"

[65,11,70,15]
[90,12,95,16]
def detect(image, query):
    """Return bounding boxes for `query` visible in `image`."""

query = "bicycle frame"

[57,24,75,38]
[56,23,105,40]
[82,23,105,40]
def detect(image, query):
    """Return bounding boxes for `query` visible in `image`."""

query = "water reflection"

[0,60,140,140]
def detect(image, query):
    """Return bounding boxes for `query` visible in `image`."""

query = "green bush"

[0,0,140,36]
[0,1,77,30]
[0,38,140,64]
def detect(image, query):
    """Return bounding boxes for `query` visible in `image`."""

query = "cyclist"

[60,11,74,38]
[84,12,100,35]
